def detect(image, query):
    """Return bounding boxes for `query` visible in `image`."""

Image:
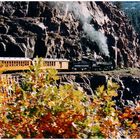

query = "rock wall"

[0,1,140,68]
[61,73,140,105]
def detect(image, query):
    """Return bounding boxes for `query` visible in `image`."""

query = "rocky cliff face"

[0,1,140,68]
[61,70,140,105]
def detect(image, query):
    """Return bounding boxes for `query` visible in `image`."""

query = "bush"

[0,58,139,138]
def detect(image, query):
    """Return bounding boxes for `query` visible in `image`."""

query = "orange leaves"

[118,103,140,139]
[38,112,79,138]
[119,106,139,121]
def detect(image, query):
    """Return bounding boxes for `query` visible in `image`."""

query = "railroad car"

[0,57,70,72]
[33,58,69,70]
[0,57,32,72]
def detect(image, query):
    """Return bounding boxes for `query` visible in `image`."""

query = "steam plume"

[51,2,109,56]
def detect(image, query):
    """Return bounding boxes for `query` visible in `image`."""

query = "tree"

[114,2,123,9]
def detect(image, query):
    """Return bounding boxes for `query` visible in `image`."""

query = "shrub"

[0,58,139,138]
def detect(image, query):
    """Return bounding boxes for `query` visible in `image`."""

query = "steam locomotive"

[0,57,115,72]
[69,58,115,71]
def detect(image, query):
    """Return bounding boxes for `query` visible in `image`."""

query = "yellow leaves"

[2,114,8,123]
[22,100,30,108]
[79,109,85,116]
[47,68,58,77]
[48,101,55,108]
[107,80,120,90]
[0,92,5,103]
[131,123,137,130]
[91,125,100,133]
[47,68,59,82]
[15,134,23,139]
[96,81,118,101]
[97,85,104,95]
[107,90,118,97]
[124,120,138,130]
[107,81,118,97]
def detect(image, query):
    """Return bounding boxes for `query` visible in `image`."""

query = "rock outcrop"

[0,1,140,68]
[61,70,140,105]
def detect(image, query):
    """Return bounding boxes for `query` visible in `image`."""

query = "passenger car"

[0,57,69,72]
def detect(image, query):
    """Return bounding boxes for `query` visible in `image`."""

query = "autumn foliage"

[0,58,139,138]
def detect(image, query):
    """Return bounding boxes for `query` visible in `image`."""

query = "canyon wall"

[0,1,140,68]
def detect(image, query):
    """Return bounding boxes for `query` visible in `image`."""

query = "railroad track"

[58,68,140,76]
[0,68,140,84]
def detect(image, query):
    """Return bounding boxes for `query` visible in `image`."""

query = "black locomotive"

[69,58,115,71]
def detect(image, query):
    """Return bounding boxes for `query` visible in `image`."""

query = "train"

[0,57,115,72]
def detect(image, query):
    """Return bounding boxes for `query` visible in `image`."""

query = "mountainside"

[0,1,140,68]
[122,2,140,10]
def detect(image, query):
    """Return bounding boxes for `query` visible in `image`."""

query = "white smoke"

[51,2,109,56]
[83,23,109,56]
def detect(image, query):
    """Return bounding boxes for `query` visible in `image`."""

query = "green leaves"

[47,69,59,82]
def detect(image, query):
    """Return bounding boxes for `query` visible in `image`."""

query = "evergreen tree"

[114,2,122,9]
